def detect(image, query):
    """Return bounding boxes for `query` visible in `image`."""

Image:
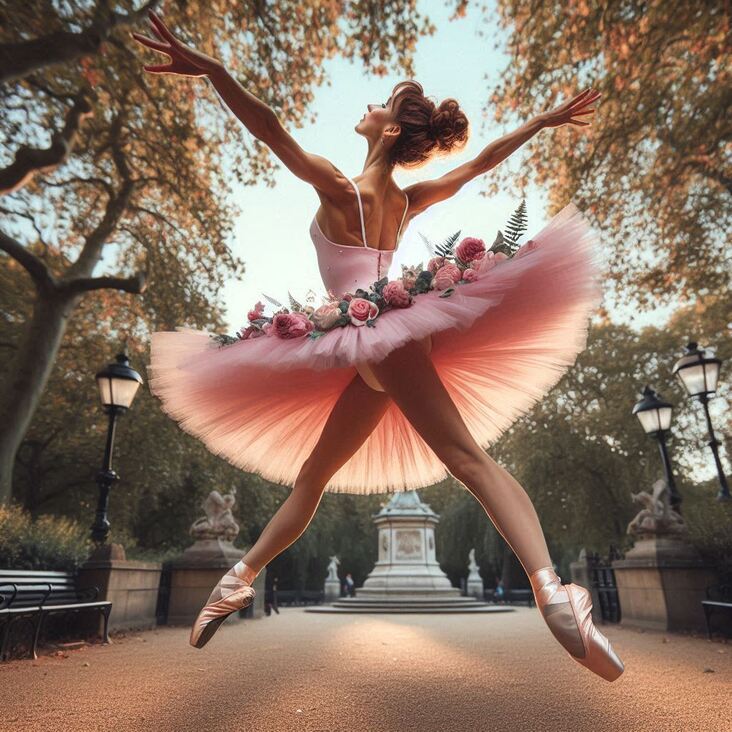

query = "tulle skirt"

[146,202,604,494]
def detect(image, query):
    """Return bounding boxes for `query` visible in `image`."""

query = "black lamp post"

[90,352,142,556]
[632,384,682,513]
[672,341,729,501]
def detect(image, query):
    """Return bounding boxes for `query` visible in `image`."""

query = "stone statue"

[190,488,240,542]
[468,548,479,572]
[627,478,687,538]
[326,555,340,581]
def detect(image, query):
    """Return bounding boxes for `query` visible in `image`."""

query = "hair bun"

[429,99,469,152]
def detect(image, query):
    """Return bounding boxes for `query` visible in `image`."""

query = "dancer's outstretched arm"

[405,87,601,215]
[131,11,345,196]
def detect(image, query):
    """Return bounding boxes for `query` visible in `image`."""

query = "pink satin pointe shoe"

[528,566,625,682]
[190,560,258,649]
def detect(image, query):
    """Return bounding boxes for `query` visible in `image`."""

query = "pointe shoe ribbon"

[529,566,625,682]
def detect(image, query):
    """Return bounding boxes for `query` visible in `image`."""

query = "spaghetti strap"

[346,177,368,247]
[396,191,409,246]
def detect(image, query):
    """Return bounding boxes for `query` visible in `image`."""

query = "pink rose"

[471,251,496,273]
[382,280,412,308]
[272,311,314,339]
[434,262,462,284]
[342,293,354,302]
[455,237,486,263]
[516,239,539,258]
[263,322,274,337]
[247,300,265,322]
[427,256,447,274]
[347,297,379,326]
[312,301,342,330]
[433,272,454,290]
[462,268,479,282]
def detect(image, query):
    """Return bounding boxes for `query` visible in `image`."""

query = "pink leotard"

[309,177,429,391]
[309,176,409,299]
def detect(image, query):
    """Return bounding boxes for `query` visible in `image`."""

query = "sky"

[207,0,677,335]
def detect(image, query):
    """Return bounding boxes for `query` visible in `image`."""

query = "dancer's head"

[355,80,469,169]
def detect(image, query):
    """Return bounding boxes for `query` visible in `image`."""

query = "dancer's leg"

[369,340,625,681]
[193,370,393,647]
[369,339,552,575]
[235,370,392,579]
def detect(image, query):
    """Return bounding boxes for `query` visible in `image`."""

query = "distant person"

[494,577,505,604]
[345,573,355,597]
[264,573,280,616]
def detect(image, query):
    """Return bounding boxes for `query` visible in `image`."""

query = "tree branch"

[60,271,148,295]
[64,114,136,278]
[0,91,94,195]
[0,0,162,84]
[0,229,56,292]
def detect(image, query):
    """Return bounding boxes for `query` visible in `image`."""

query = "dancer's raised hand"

[131,10,222,77]
[538,87,601,128]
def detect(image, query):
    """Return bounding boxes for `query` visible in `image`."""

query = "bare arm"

[206,66,346,196]
[132,11,346,197]
[406,88,601,215]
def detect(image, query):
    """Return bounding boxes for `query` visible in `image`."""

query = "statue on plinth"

[190,487,240,542]
[326,555,340,581]
[324,554,342,603]
[627,479,687,538]
[466,547,484,599]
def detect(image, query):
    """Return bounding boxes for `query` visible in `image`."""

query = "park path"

[1,606,730,731]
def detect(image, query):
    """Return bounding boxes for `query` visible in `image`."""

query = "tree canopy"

[472,0,730,310]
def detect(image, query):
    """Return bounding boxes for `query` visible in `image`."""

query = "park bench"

[701,574,732,639]
[0,569,112,661]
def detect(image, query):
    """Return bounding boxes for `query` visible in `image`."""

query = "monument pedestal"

[612,536,717,633]
[78,555,162,633]
[167,539,264,624]
[324,579,341,602]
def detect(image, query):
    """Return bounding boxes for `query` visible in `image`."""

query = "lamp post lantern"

[90,352,142,554]
[672,341,729,501]
[632,384,682,513]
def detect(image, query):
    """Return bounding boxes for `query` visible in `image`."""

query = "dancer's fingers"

[131,32,170,54]
[143,63,174,74]
[148,10,180,47]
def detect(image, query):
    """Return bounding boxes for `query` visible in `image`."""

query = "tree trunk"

[0,289,80,503]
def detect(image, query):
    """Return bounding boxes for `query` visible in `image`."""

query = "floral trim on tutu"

[211,204,539,346]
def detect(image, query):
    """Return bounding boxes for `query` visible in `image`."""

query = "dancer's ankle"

[528,565,567,604]
[233,559,260,586]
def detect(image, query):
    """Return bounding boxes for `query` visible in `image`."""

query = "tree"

[468,0,730,309]
[0,1,436,503]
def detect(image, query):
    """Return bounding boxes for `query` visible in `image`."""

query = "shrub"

[0,504,91,572]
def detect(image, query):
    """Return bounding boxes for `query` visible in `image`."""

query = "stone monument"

[612,478,718,632]
[308,490,511,614]
[166,487,264,623]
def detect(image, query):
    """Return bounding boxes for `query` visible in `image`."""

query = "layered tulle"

[147,202,604,494]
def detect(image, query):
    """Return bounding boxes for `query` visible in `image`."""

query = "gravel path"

[1,607,729,731]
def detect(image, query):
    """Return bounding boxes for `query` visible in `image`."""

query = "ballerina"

[132,10,623,681]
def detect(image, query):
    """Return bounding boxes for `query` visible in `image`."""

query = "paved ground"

[1,607,729,732]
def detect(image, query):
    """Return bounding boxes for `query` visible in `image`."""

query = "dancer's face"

[355,85,406,145]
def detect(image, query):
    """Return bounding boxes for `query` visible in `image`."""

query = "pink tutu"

[147,201,603,494]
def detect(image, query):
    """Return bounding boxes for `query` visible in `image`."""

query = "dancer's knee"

[442,446,489,487]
